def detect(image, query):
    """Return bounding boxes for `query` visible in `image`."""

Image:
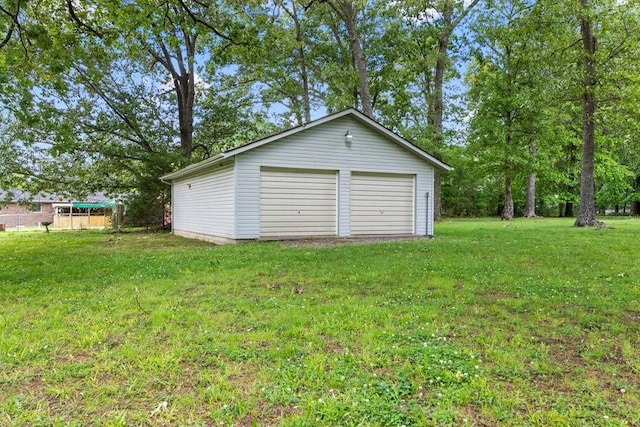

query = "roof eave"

[160,154,228,182]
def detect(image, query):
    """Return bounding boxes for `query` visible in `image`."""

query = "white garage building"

[161,109,452,243]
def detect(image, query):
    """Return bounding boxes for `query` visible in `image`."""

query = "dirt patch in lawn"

[623,309,640,325]
[458,405,497,426]
[237,402,301,427]
[277,236,431,248]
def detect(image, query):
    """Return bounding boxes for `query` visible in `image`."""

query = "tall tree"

[574,0,600,226]
[321,0,374,117]
[393,0,480,219]
[568,0,640,225]
[0,0,252,223]
[231,0,323,126]
[467,0,550,220]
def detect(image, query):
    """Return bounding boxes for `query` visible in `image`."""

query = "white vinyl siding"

[260,168,337,237]
[172,163,235,238]
[337,169,351,236]
[351,172,414,235]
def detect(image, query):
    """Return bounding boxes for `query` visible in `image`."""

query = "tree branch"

[0,0,27,53]
[0,21,14,49]
[73,66,153,152]
[176,0,242,45]
[65,0,103,38]
[452,0,482,29]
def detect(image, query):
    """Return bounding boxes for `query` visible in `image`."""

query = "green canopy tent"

[61,200,121,230]
[71,201,118,209]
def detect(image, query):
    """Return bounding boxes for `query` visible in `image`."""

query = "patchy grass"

[1,218,639,426]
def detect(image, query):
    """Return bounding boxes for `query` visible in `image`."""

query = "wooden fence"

[53,214,112,229]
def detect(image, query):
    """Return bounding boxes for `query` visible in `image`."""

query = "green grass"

[1,218,639,426]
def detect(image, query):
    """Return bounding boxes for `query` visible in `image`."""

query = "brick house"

[0,191,116,230]
[0,193,57,229]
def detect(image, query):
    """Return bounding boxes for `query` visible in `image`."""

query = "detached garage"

[161,109,452,244]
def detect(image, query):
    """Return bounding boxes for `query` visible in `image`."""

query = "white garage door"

[260,167,337,238]
[351,172,414,235]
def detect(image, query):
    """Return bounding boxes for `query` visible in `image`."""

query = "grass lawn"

[1,218,639,426]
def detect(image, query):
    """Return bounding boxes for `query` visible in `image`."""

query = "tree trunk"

[433,171,442,219]
[176,71,195,159]
[565,202,574,217]
[432,31,449,143]
[575,0,601,227]
[502,110,514,221]
[429,5,451,221]
[632,176,640,215]
[154,29,197,160]
[287,1,311,123]
[524,143,537,218]
[502,171,514,220]
[425,0,480,219]
[300,57,311,124]
[335,0,373,117]
[524,172,537,217]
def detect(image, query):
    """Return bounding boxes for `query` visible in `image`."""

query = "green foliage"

[595,152,635,208]
[462,0,640,217]
[466,0,557,216]
[441,145,503,216]
[1,219,640,425]
[125,191,168,228]
[193,82,279,159]
[0,0,274,222]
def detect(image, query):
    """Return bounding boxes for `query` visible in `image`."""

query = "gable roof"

[161,109,453,182]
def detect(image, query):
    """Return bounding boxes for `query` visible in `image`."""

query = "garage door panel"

[261,188,336,197]
[350,215,412,223]
[352,209,413,216]
[351,206,413,213]
[260,168,337,238]
[350,178,413,187]
[261,217,336,222]
[351,176,413,184]
[351,196,413,203]
[351,172,414,235]
[261,180,337,189]
[262,198,334,206]
[265,209,335,217]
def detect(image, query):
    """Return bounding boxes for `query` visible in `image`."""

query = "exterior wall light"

[345,130,353,144]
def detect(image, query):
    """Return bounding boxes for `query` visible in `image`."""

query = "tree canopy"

[1,0,639,225]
